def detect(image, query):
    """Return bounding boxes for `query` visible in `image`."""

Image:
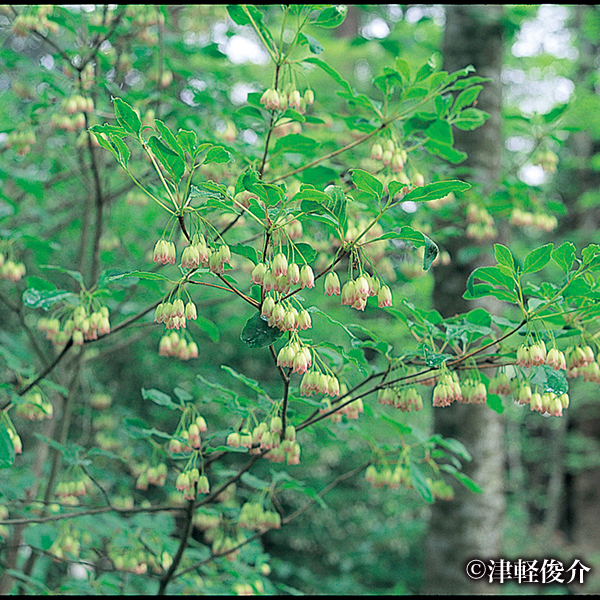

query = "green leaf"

[368,226,425,246]
[324,185,347,228]
[34,434,86,466]
[0,425,15,469]
[452,107,489,131]
[177,129,198,157]
[108,270,170,282]
[222,365,264,395]
[240,312,283,348]
[431,435,472,461]
[241,472,271,490]
[204,145,233,165]
[193,314,220,343]
[40,264,84,286]
[470,266,516,292]
[465,307,492,328]
[23,523,58,552]
[291,242,318,265]
[303,57,352,94]
[299,32,323,54]
[274,134,319,155]
[523,243,553,274]
[402,180,471,203]
[313,5,347,28]
[552,241,576,273]
[296,186,346,229]
[230,243,258,265]
[380,412,412,435]
[22,288,76,311]
[387,179,409,200]
[423,140,467,164]
[395,57,411,82]
[425,119,454,146]
[440,464,483,493]
[544,367,568,396]
[226,4,265,28]
[141,388,180,410]
[154,119,184,160]
[422,348,453,367]
[494,244,515,272]
[124,419,172,441]
[486,393,504,414]
[148,135,185,180]
[410,462,434,503]
[452,85,483,112]
[416,56,437,81]
[349,169,383,199]
[422,235,439,271]
[463,283,518,303]
[582,244,600,269]
[112,96,141,136]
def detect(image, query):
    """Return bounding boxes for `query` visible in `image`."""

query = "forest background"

[1,4,600,595]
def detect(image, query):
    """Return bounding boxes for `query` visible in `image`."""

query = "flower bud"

[287,262,300,285]
[261,296,275,319]
[377,285,392,308]
[288,89,302,111]
[272,252,288,277]
[293,263,311,288]
[324,271,341,296]
[181,244,200,269]
[260,88,279,111]
[297,309,311,330]
[516,344,532,368]
[218,244,231,265]
[340,281,356,306]
[251,263,267,285]
[370,143,383,161]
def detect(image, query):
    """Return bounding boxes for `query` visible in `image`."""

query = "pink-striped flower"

[299,265,315,289]
[324,272,341,296]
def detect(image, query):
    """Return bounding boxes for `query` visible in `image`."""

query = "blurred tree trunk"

[422,6,506,594]
[558,5,600,554]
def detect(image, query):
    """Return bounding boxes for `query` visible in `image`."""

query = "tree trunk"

[558,5,600,556]
[422,6,506,594]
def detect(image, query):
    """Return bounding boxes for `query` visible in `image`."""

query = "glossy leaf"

[349,169,383,199]
[112,97,141,136]
[452,85,483,112]
[154,119,184,160]
[424,140,467,163]
[402,180,471,203]
[240,312,283,348]
[552,241,576,273]
[22,288,76,311]
[148,135,185,180]
[494,244,516,272]
[422,235,439,271]
[313,5,347,28]
[523,243,553,274]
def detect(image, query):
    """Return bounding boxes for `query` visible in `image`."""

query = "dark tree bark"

[422,6,506,594]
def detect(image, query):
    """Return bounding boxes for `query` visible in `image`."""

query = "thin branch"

[172,461,369,579]
[156,498,195,595]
